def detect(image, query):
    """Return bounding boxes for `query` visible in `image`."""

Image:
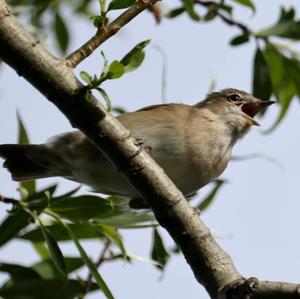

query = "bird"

[0,88,275,208]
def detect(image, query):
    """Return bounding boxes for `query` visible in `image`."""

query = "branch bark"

[0,1,299,298]
[65,0,158,68]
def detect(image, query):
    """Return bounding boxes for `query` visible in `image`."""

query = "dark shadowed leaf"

[54,10,69,53]
[167,7,185,18]
[0,209,31,246]
[32,257,85,279]
[151,228,170,270]
[107,0,135,11]
[17,113,36,195]
[0,263,41,281]
[0,279,92,298]
[263,44,296,130]
[48,195,115,221]
[197,180,226,211]
[181,0,200,20]
[20,223,106,241]
[252,47,272,101]
[230,32,250,46]
[232,0,255,13]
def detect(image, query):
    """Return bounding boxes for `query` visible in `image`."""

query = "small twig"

[65,0,158,68]
[82,240,112,297]
[0,194,19,205]
[195,0,251,34]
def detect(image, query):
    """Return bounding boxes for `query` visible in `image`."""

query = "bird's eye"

[227,94,241,102]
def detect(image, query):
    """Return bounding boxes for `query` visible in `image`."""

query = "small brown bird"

[0,89,274,208]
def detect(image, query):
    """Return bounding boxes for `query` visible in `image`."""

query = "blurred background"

[0,0,299,298]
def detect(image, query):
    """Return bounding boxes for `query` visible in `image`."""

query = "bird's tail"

[0,144,69,181]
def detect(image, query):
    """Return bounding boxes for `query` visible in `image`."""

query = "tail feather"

[0,144,69,181]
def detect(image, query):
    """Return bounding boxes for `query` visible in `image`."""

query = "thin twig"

[82,240,112,297]
[0,194,19,205]
[65,0,158,68]
[195,0,251,33]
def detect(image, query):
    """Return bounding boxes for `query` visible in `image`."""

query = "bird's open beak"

[241,100,276,126]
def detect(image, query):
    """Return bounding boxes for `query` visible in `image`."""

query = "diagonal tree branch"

[0,1,299,298]
[65,0,158,68]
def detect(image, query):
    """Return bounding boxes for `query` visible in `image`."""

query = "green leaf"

[258,7,300,40]
[120,40,150,72]
[63,222,115,299]
[106,61,125,79]
[232,0,255,13]
[17,113,36,196]
[48,195,115,221]
[167,7,185,18]
[0,209,31,247]
[38,220,66,277]
[33,242,51,260]
[97,211,155,227]
[230,32,249,46]
[96,87,112,112]
[20,223,106,241]
[107,0,135,11]
[80,71,92,84]
[0,279,92,298]
[32,257,85,279]
[262,44,296,130]
[17,112,30,145]
[181,0,200,21]
[54,10,69,53]
[252,47,272,102]
[0,263,41,281]
[97,224,127,258]
[151,228,170,270]
[197,180,226,211]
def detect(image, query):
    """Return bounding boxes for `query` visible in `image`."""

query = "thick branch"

[0,1,299,299]
[221,277,300,299]
[65,0,158,68]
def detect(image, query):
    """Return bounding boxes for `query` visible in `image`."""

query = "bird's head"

[195,88,275,138]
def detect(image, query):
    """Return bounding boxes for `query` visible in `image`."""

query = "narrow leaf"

[232,0,255,13]
[107,0,135,11]
[0,279,91,298]
[32,257,85,279]
[63,222,115,299]
[252,47,272,101]
[197,180,226,211]
[96,87,112,112]
[181,0,200,20]
[167,7,185,18]
[17,113,36,195]
[54,10,69,53]
[151,228,170,270]
[39,220,66,277]
[0,210,31,246]
[230,32,249,46]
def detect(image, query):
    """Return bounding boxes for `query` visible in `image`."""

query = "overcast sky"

[0,1,300,298]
